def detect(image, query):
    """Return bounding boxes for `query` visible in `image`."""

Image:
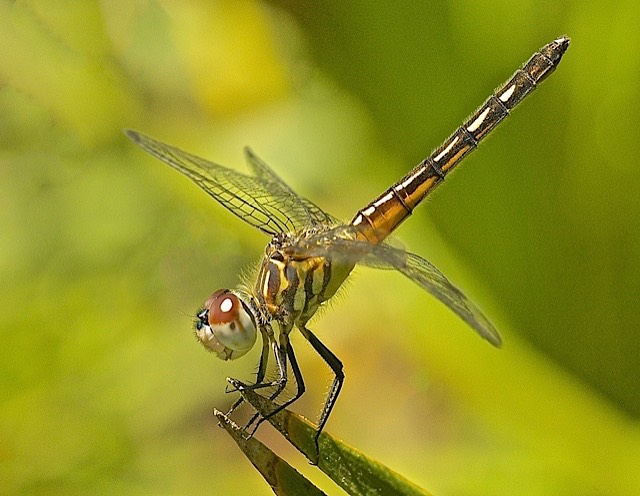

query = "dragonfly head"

[194,289,257,360]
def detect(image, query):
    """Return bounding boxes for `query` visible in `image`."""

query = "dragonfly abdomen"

[351,36,570,245]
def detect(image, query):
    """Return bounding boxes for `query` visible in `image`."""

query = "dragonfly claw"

[226,377,247,393]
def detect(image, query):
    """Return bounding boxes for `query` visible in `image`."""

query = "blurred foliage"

[231,388,434,495]
[1,1,639,495]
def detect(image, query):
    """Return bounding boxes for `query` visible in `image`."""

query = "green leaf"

[234,387,434,496]
[215,410,327,496]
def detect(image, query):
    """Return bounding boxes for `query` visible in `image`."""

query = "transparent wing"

[126,130,337,236]
[298,226,502,347]
[243,147,339,228]
[374,246,501,346]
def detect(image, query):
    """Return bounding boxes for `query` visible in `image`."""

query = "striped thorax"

[256,230,356,328]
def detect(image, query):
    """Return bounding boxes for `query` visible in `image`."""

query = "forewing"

[126,130,332,235]
[244,147,339,228]
[298,226,501,346]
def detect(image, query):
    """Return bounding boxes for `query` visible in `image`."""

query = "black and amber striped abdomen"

[351,37,570,245]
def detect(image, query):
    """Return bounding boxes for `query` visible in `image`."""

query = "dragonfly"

[127,36,569,455]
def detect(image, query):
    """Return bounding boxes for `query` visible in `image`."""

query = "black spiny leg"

[225,327,272,416]
[244,333,289,432]
[254,328,272,385]
[225,328,294,438]
[250,337,307,433]
[300,326,344,462]
[247,329,298,431]
[228,331,287,395]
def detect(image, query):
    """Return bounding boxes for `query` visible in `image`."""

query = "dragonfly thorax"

[195,289,257,360]
[256,233,355,327]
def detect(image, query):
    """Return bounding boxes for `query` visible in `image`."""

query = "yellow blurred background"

[1,1,639,495]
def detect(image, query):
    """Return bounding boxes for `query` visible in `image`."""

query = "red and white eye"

[195,289,257,360]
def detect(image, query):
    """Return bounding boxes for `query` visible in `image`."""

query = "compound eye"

[195,289,257,361]
[205,290,240,326]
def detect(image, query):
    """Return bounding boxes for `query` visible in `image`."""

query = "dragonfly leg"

[300,326,344,461]
[249,337,306,432]
[230,335,287,392]
[225,327,272,416]
[254,325,272,385]
[229,329,288,430]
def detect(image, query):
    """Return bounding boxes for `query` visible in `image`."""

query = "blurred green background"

[1,1,639,495]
